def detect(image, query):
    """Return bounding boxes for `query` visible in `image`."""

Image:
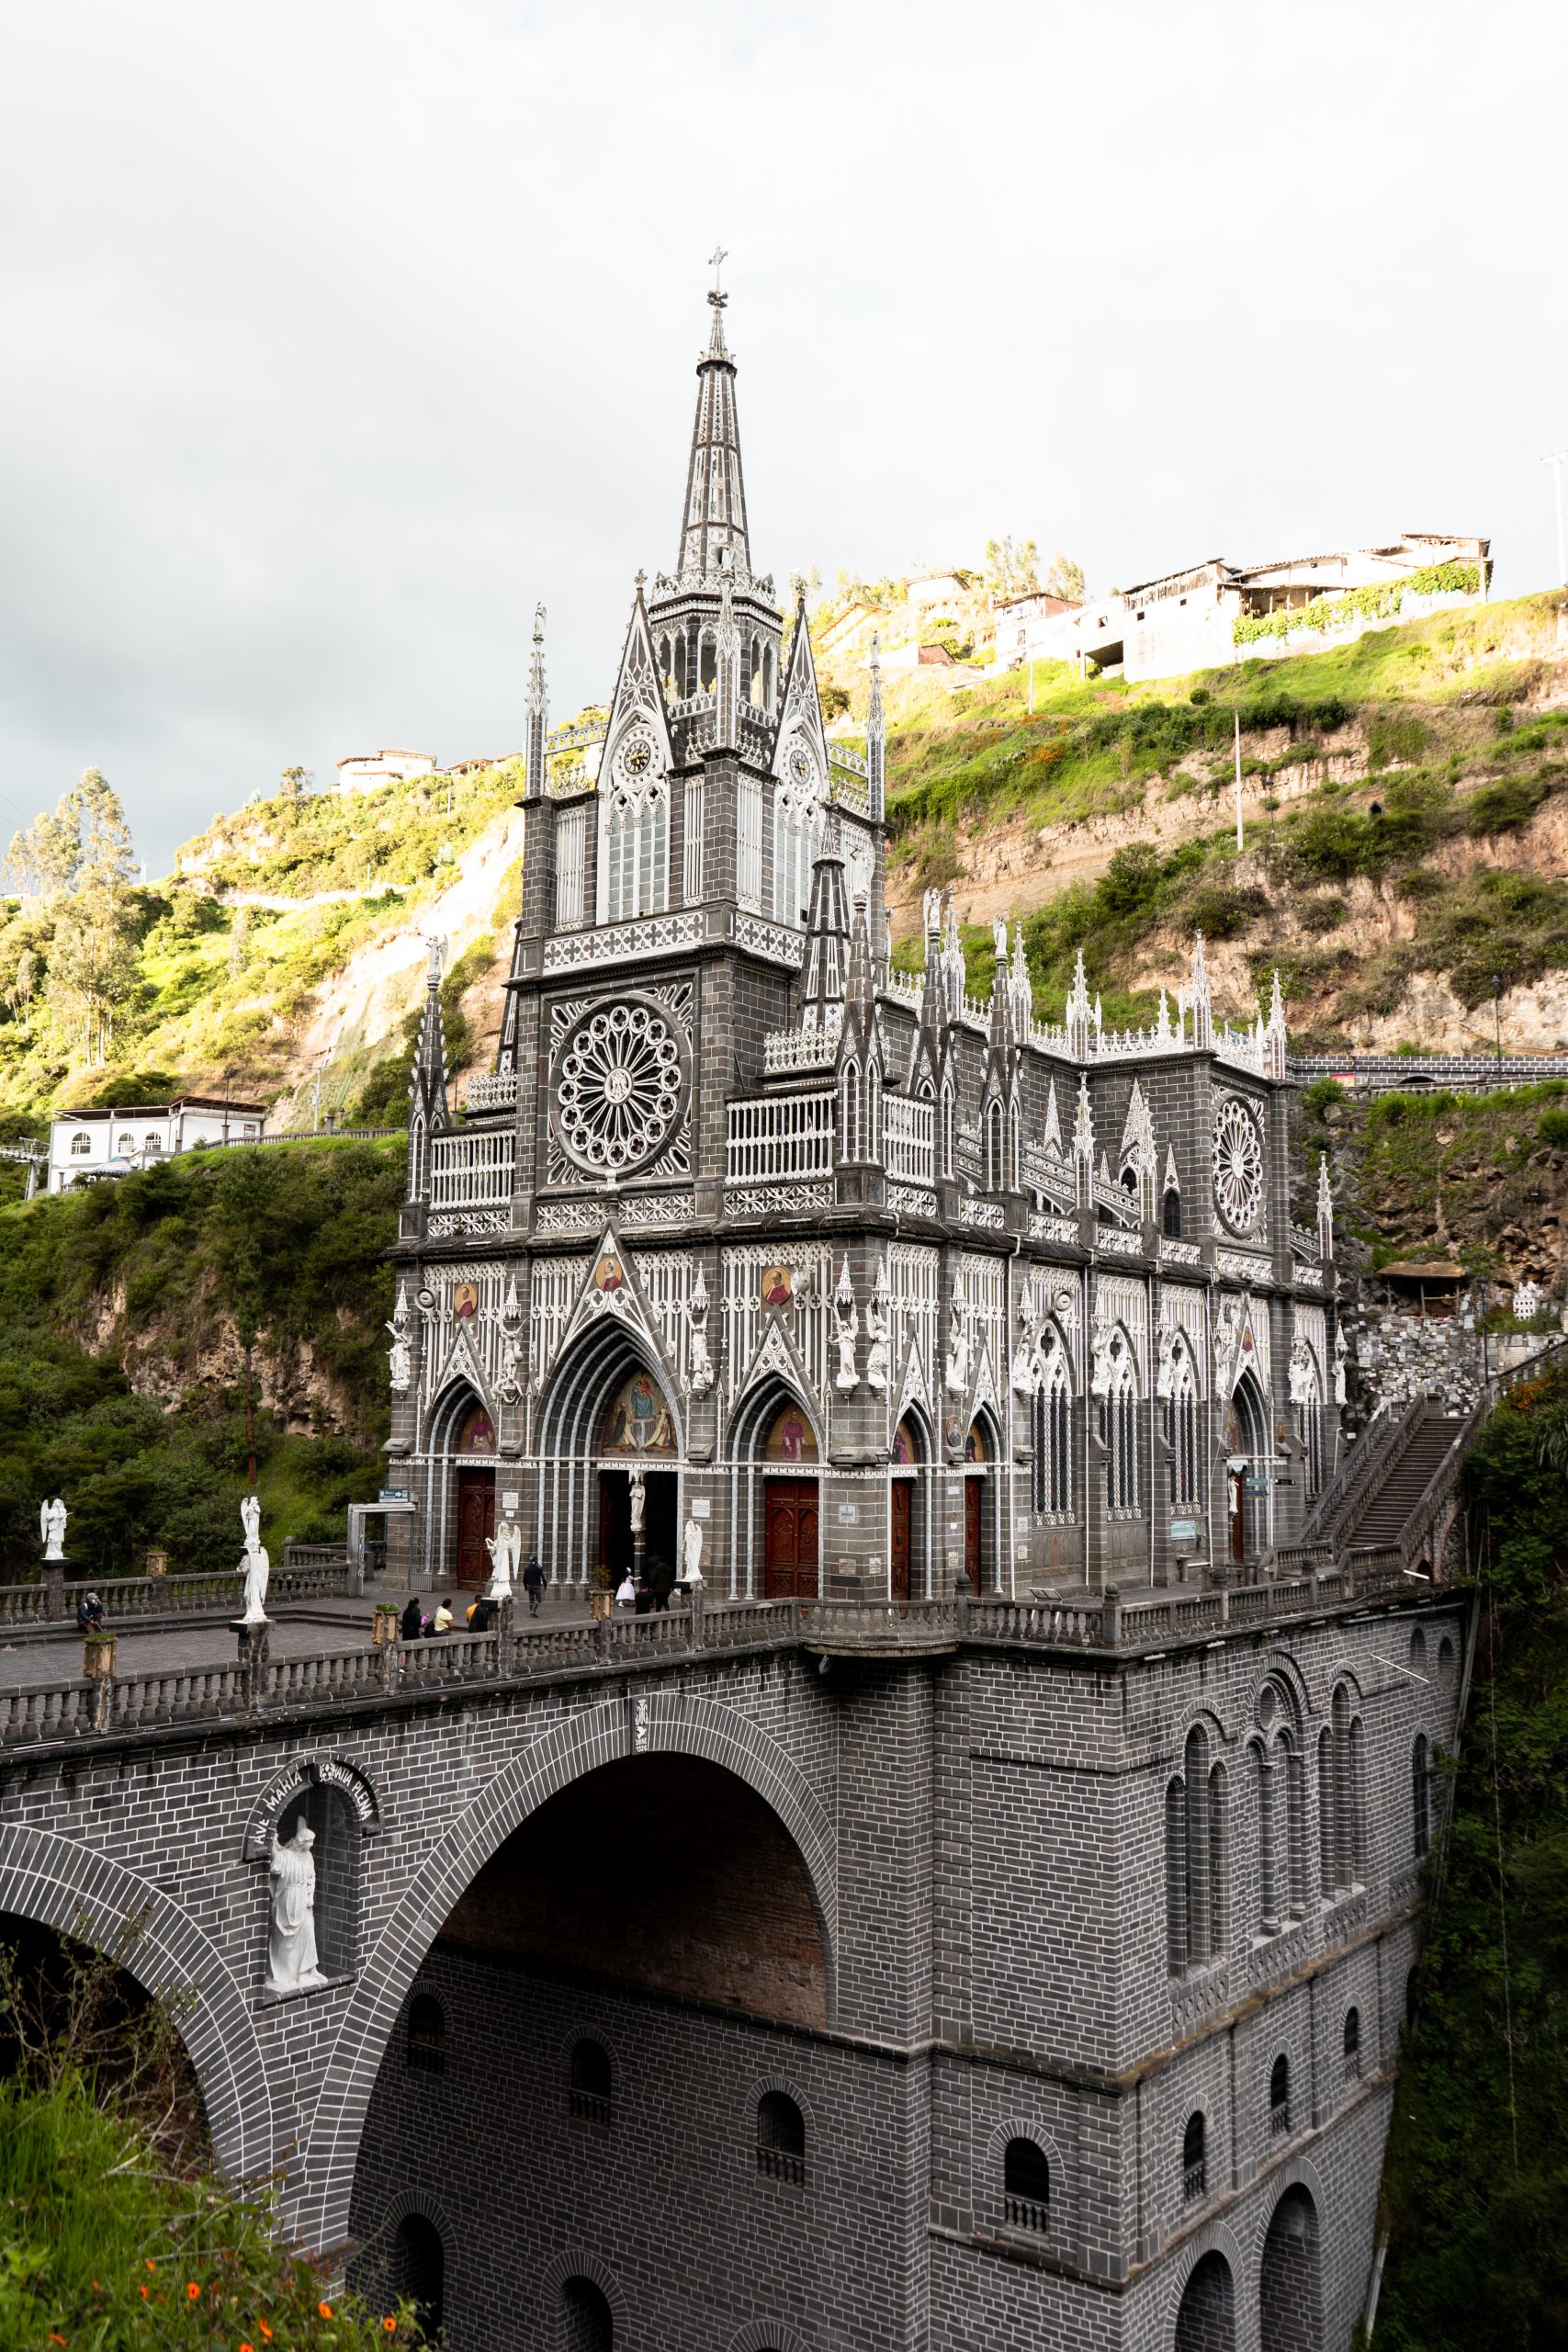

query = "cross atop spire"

[677,260,750,584]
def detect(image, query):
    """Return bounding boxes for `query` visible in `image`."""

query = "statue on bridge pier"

[266,1820,326,1996]
[485,1518,522,1600]
[240,1494,270,1625]
[39,1497,67,1562]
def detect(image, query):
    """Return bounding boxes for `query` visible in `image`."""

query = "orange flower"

[146,2261,158,2274]
[48,2335,65,2346]
[187,2283,201,2301]
[318,2304,333,2321]
[241,2342,255,2351]
[383,2322,398,2336]
[259,2327,273,2343]
[139,2288,150,2301]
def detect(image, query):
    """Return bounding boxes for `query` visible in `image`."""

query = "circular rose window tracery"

[555,1001,684,1174]
[1213,1097,1264,1233]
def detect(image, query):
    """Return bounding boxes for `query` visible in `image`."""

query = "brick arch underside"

[299,1688,837,2251]
[0,1821,272,2180]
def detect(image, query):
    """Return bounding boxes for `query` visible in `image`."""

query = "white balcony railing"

[763,1009,842,1075]
[431,1128,515,1209]
[727,1093,836,1184]
[884,1095,935,1185]
[465,1070,519,1113]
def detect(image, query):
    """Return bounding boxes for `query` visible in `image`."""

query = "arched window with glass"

[1030,1331,1073,1519]
[1162,1337,1200,1511]
[1099,1330,1140,1513]
[773,761,821,927]
[599,729,668,924]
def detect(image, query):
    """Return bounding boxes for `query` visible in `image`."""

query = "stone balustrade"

[0,1560,351,1633]
[0,1555,1430,1749]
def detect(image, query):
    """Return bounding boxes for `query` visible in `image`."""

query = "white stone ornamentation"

[1213,1296,1244,1398]
[865,1259,890,1394]
[485,1519,522,1599]
[555,1001,684,1176]
[833,1257,861,1392]
[1333,1324,1349,1406]
[629,1466,646,1534]
[944,1281,972,1396]
[39,1497,67,1562]
[1288,1335,1318,1405]
[386,1285,412,1394]
[266,1821,326,1996]
[687,1262,715,1395]
[682,1512,705,1585]
[240,1495,269,1625]
[1213,1096,1265,1235]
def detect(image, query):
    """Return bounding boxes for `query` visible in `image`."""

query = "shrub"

[1466,775,1551,834]
[1097,842,1165,917]
[1540,1110,1568,1149]
[1367,710,1431,769]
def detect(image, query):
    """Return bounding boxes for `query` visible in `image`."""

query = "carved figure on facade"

[240,1495,269,1624]
[1089,1306,1118,1399]
[833,1258,861,1392]
[687,1261,715,1395]
[682,1511,705,1586]
[39,1497,67,1562]
[628,1465,647,1534]
[485,1519,522,1599]
[944,1279,971,1396]
[1213,1295,1244,1398]
[864,1258,890,1393]
[386,1284,413,1396]
[1288,1334,1318,1406]
[265,1820,326,1996]
[1333,1323,1349,1406]
[1156,1327,1183,1401]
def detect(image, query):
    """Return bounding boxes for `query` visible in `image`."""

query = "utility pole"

[1543,450,1568,590]
[1492,972,1504,1070]
[1234,707,1245,853]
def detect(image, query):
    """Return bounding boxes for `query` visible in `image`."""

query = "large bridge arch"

[299,1683,837,2250]
[0,1820,273,2180]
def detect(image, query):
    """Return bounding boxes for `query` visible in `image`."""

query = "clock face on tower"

[552,998,687,1176]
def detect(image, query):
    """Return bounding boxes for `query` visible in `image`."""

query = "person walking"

[522,1555,546,1617]
[649,1554,677,1612]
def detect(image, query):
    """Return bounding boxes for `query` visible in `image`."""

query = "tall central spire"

[676,250,751,585]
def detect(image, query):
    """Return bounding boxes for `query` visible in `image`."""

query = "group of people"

[398,1553,547,1643]
[614,1553,680,1613]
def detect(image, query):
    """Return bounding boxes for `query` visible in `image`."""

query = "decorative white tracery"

[555,1001,684,1175]
[773,738,824,926]
[599,727,670,923]
[1213,1096,1264,1234]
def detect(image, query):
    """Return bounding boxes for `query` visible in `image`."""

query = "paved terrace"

[0,1547,1428,1749]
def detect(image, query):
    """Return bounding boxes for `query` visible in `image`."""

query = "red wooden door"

[964,1476,984,1595]
[456,1469,495,1587]
[890,1480,912,1601]
[764,1480,819,1600]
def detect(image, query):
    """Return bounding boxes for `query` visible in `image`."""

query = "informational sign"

[690,1498,709,1518]
[1170,1519,1200,1543]
[837,1503,859,1524]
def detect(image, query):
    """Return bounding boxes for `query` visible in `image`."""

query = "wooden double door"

[455,1468,495,1587]
[764,1479,818,1599]
[891,1480,914,1600]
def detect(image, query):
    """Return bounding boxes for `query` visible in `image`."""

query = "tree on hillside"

[985,536,1040,600]
[6,769,135,899]
[48,888,140,1068]
[1045,551,1086,603]
[6,947,36,1035]
[278,764,313,799]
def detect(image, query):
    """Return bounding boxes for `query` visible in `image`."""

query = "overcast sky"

[2,0,1564,875]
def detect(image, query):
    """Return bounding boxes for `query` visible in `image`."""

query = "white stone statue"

[39,1497,67,1562]
[484,1518,521,1600]
[1333,1325,1349,1407]
[1213,1297,1244,1398]
[1156,1328,1181,1402]
[239,1495,269,1624]
[865,1265,890,1395]
[386,1328,412,1394]
[629,1466,646,1534]
[1287,1335,1316,1406]
[833,1258,860,1393]
[682,1512,705,1586]
[1089,1310,1117,1400]
[265,1820,326,1995]
[945,1304,971,1396]
[687,1264,715,1396]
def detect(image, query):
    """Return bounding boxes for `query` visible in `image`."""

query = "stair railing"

[1363,1336,1568,1577]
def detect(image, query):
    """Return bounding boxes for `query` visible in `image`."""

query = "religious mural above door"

[592,1250,627,1298]
[763,1402,818,1463]
[453,1282,479,1321]
[457,1404,495,1454]
[761,1263,794,1310]
[602,1370,677,1455]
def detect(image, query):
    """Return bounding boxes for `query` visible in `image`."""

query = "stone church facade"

[386,280,1341,1602]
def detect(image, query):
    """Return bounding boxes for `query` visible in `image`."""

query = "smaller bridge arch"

[0,1822,273,2180]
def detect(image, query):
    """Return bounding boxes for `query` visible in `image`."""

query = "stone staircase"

[1336,1410,1467,1550]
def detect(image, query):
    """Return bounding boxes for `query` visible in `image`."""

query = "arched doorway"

[890,1412,931,1601]
[1174,2249,1235,2352]
[728,1384,821,1600]
[390,2212,446,2342]
[533,1322,686,1589]
[1259,2185,1320,2351]
[1224,1371,1269,1566]
[449,1397,497,1587]
[561,2276,613,2351]
[963,1418,994,1595]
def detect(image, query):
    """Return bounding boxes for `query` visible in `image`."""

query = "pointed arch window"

[600,734,668,923]
[737,774,763,910]
[940,1084,955,1181]
[1030,1332,1073,1518]
[985,1097,1005,1192]
[1099,1332,1140,1513]
[1319,1681,1364,1898]
[840,1064,863,1163]
[1252,1689,1308,1937]
[1163,1340,1201,1510]
[773,762,822,927]
[1163,1182,1182,1238]
[1166,1724,1227,1974]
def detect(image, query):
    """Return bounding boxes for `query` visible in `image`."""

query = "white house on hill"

[47,1096,266,1193]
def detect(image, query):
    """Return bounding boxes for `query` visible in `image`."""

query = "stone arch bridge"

[0,1559,1465,2352]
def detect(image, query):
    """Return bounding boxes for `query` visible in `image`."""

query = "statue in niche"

[266,1819,326,1995]
[682,1512,705,1586]
[39,1497,67,1562]
[687,1264,715,1395]
[239,1495,269,1624]
[944,1305,971,1396]
[865,1272,890,1395]
[833,1260,860,1393]
[628,1466,647,1534]
[386,1328,412,1395]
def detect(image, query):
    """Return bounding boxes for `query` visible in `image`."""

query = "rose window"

[555,1001,684,1174]
[1212,1097,1264,1233]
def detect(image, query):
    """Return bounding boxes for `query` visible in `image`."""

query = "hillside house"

[818,601,886,661]
[336,749,440,795]
[46,1095,266,1193]
[998,533,1490,683]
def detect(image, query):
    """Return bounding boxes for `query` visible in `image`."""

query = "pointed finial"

[709,245,728,298]
[532,602,546,647]
[635,568,647,595]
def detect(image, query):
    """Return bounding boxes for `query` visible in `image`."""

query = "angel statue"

[266,1819,326,1996]
[39,1497,67,1562]
[239,1494,270,1625]
[484,1519,522,1600]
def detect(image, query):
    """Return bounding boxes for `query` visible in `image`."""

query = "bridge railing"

[0,1563,1447,1748]
[0,1560,352,1632]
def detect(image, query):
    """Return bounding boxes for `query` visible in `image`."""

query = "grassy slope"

[870,593,1568,1040]
[0,1138,401,1578]
[1373,1362,1568,2349]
